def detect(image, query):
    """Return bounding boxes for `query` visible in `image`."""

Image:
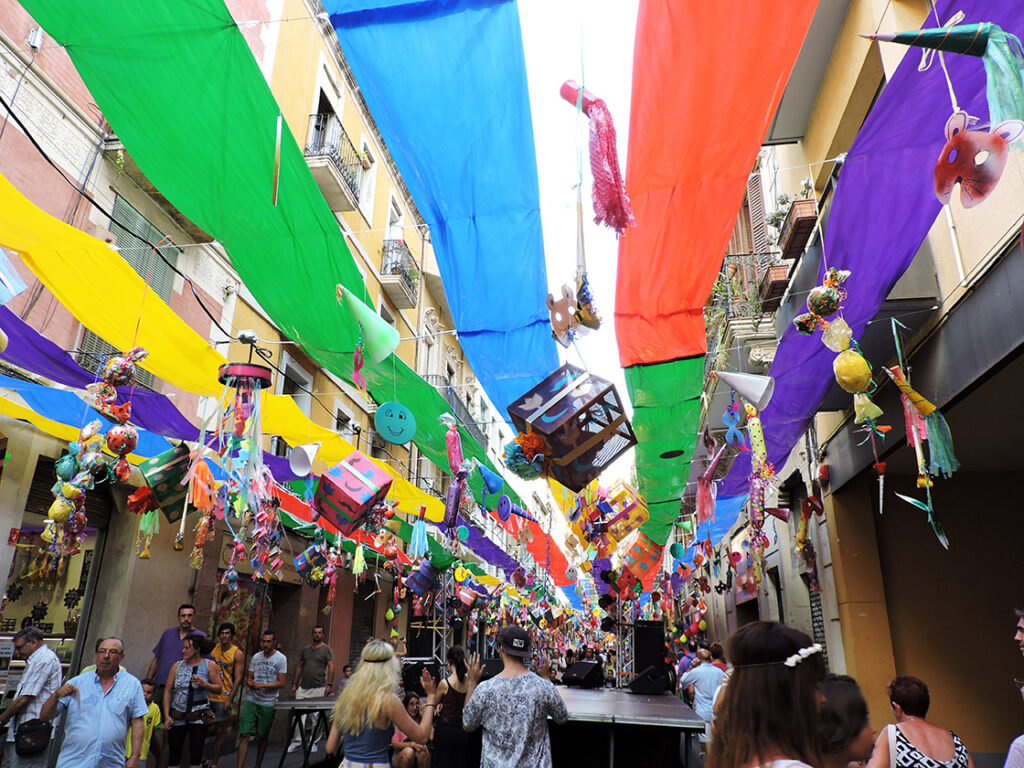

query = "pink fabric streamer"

[353,345,367,399]
[587,100,635,235]
[696,442,727,525]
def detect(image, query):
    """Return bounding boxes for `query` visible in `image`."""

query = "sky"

[518,0,641,486]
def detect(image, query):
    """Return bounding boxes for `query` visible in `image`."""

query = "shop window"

[1,456,110,682]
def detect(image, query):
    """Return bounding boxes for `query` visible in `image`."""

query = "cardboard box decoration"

[622,531,664,582]
[140,443,191,523]
[507,364,637,492]
[605,480,650,542]
[314,451,392,536]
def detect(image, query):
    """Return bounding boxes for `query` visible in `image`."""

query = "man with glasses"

[40,637,148,768]
[0,627,62,768]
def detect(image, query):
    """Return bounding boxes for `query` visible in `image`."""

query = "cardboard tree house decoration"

[507,364,637,492]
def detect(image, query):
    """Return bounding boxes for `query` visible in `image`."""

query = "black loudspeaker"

[401,661,439,696]
[629,664,668,695]
[480,659,504,681]
[634,619,665,675]
[563,660,604,689]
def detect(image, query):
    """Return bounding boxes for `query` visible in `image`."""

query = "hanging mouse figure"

[934,112,1024,208]
[547,284,578,348]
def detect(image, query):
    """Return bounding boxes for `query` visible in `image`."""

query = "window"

[77,195,180,389]
[335,409,351,433]
[387,196,404,241]
[358,141,376,222]
[379,301,396,329]
[271,352,313,456]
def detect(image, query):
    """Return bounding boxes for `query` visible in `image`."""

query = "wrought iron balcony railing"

[303,113,361,202]
[424,373,489,453]
[380,239,420,302]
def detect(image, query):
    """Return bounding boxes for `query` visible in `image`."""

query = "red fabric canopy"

[616,0,818,366]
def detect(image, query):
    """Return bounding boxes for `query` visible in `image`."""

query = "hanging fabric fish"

[409,504,428,558]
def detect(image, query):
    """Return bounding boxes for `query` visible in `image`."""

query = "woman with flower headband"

[707,621,827,768]
[327,640,435,768]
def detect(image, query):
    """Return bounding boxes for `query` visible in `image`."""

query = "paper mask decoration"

[547,284,578,348]
[934,112,1024,208]
[374,401,416,444]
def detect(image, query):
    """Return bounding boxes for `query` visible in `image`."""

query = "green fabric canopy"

[20,0,522,511]
[625,357,704,543]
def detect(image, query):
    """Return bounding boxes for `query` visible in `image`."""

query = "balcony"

[425,374,489,453]
[380,239,419,309]
[303,113,361,212]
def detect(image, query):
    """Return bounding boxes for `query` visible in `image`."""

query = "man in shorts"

[237,631,286,768]
[210,623,244,768]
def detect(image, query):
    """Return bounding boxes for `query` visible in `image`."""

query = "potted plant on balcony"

[768,178,817,261]
[358,149,372,170]
[406,266,420,291]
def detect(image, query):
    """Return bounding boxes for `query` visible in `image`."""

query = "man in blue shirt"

[40,637,148,768]
[677,648,725,743]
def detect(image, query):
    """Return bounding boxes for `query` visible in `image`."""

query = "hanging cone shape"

[337,285,400,363]
[867,23,993,57]
[288,442,321,477]
[713,371,775,410]
[477,462,505,495]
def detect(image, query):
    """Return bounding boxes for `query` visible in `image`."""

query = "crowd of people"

[1,601,1023,768]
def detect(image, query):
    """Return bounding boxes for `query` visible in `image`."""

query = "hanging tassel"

[925,410,959,479]
[585,100,635,234]
[886,367,959,479]
[410,504,428,558]
[137,509,159,559]
[696,442,726,525]
[127,485,159,516]
[190,458,216,513]
[352,545,365,575]
[983,26,1024,126]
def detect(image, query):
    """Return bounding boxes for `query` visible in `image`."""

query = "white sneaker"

[287,742,301,753]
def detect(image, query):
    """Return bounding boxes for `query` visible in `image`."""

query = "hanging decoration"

[47,420,106,556]
[374,401,416,445]
[884,332,959,549]
[933,111,1023,208]
[506,364,636,492]
[794,494,824,592]
[866,21,1024,126]
[314,451,393,536]
[793,268,850,335]
[546,285,579,349]
[215,361,284,578]
[559,80,634,235]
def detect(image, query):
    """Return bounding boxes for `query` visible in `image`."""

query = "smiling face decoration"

[374,401,417,444]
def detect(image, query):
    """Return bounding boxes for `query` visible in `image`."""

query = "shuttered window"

[76,196,179,389]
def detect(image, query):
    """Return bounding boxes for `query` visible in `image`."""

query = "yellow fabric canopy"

[0,173,446,522]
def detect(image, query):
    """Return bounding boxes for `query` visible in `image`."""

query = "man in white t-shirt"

[237,631,286,768]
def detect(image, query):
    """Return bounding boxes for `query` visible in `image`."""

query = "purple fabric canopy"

[0,306,298,480]
[442,514,521,575]
[723,0,1019,495]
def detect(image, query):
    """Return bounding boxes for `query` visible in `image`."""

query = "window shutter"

[110,195,180,303]
[747,172,769,254]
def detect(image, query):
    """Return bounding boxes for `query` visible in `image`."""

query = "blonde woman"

[327,640,436,768]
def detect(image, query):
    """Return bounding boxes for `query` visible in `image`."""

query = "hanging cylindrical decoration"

[215,362,283,580]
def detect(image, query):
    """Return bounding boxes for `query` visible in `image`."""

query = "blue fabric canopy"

[0,374,171,457]
[0,307,299,479]
[675,494,748,566]
[327,0,558,419]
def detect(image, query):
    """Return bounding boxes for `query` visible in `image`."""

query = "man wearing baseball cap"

[463,625,568,768]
